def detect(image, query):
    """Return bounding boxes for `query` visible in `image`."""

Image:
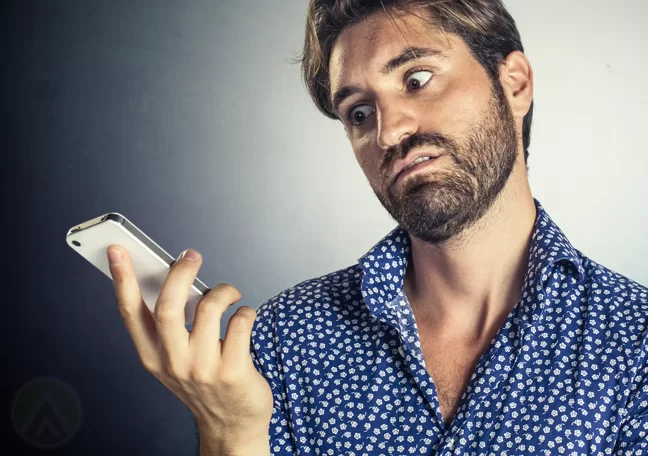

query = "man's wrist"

[197,424,270,456]
[199,438,270,456]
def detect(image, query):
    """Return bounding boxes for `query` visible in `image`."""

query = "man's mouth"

[396,155,440,183]
[403,156,434,172]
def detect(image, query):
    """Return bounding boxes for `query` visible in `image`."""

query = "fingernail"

[180,249,200,262]
[108,247,122,265]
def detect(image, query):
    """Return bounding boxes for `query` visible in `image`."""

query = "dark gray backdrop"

[6,1,334,454]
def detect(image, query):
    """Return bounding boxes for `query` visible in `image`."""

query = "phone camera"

[72,241,81,247]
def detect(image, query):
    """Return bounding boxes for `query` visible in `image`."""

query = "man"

[107,0,648,454]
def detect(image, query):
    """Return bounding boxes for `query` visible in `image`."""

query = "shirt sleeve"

[250,297,298,456]
[614,355,648,454]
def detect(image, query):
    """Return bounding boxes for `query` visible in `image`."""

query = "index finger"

[107,245,161,369]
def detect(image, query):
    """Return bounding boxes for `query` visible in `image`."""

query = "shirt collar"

[358,199,586,328]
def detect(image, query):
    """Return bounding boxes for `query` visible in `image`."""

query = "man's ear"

[500,50,533,120]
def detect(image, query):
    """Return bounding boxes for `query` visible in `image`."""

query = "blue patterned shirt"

[251,200,648,455]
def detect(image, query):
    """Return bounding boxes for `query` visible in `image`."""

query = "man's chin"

[393,181,464,210]
[389,179,437,203]
[384,189,479,238]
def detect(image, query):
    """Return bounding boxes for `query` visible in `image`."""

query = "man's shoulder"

[580,252,648,304]
[578,251,648,331]
[254,262,365,328]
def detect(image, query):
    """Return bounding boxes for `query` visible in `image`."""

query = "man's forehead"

[329,9,452,86]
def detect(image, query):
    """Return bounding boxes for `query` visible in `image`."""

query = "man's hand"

[107,246,272,455]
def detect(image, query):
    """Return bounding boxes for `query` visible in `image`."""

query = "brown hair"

[299,0,534,163]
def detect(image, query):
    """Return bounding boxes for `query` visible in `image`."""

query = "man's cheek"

[354,152,373,176]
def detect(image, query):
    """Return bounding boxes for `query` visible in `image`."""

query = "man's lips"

[391,153,443,184]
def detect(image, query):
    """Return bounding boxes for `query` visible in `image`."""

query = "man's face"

[329,9,522,244]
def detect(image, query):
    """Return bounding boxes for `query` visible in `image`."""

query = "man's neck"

[403,169,536,343]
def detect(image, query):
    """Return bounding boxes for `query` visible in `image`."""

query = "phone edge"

[66,213,210,295]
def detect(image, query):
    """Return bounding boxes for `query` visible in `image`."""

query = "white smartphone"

[66,213,209,325]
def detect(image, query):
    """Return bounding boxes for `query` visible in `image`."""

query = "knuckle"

[193,300,220,322]
[217,368,241,387]
[236,306,257,320]
[188,366,214,384]
[116,302,135,320]
[154,304,179,325]
[165,360,187,381]
[210,283,242,300]
[140,357,160,375]
[228,307,255,329]
[228,312,250,329]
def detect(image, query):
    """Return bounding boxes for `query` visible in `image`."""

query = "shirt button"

[398,346,404,357]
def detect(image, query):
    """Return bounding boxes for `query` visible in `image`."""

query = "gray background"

[5,0,647,454]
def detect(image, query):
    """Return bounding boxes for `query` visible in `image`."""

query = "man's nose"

[376,102,418,151]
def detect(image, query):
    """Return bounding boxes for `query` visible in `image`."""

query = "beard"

[372,80,519,244]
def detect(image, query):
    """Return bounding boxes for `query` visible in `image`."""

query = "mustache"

[382,132,457,172]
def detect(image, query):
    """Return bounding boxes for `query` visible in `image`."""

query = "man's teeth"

[404,156,433,171]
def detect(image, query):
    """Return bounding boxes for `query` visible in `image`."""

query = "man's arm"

[197,424,270,456]
[191,346,294,456]
[614,351,648,454]
[107,246,273,456]
[191,296,297,456]
[249,297,299,455]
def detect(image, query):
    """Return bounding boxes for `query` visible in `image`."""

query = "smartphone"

[66,213,209,325]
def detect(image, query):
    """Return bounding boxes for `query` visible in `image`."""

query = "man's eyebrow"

[331,86,361,117]
[381,46,445,75]
[331,46,445,116]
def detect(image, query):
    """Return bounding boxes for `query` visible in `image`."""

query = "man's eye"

[348,105,376,126]
[406,70,433,91]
